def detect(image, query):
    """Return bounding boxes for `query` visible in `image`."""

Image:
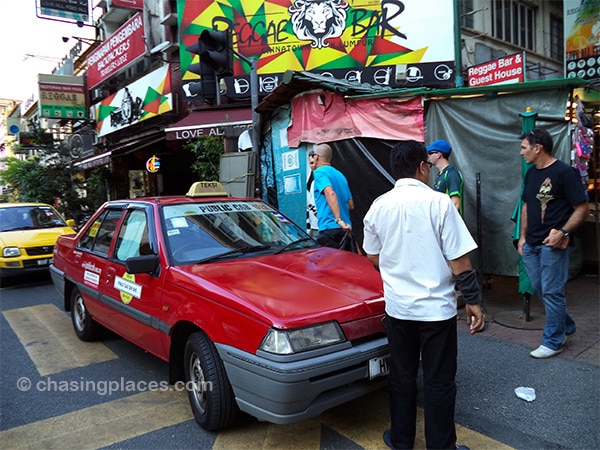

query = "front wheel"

[71,287,101,341]
[184,332,237,431]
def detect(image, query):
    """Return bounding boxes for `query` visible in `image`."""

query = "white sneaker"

[476,317,485,332]
[530,345,563,359]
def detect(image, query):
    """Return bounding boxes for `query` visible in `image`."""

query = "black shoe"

[383,429,394,449]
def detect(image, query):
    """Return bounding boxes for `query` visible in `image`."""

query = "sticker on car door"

[114,272,142,304]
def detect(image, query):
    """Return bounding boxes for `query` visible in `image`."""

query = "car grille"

[26,246,54,256]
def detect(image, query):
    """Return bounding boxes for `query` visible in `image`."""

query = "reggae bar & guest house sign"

[177,0,458,102]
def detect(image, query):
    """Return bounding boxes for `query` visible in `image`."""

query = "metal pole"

[476,172,483,305]
[250,57,259,151]
[453,0,464,87]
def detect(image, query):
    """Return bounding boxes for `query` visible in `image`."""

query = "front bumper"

[215,336,389,424]
[0,257,53,277]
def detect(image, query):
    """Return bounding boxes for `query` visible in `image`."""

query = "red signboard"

[87,13,146,89]
[467,53,525,87]
[110,0,144,9]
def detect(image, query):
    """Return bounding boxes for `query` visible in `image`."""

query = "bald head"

[315,143,333,163]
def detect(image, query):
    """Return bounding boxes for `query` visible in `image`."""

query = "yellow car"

[0,203,76,279]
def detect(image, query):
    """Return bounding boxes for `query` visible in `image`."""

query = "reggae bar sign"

[38,74,87,119]
[467,53,525,87]
[177,0,457,100]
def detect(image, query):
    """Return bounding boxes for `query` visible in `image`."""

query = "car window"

[0,206,66,232]
[78,209,123,256]
[114,209,153,262]
[162,201,314,265]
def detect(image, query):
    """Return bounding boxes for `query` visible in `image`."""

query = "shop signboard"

[38,0,90,23]
[87,12,147,89]
[38,74,87,119]
[177,0,456,101]
[467,53,525,88]
[93,64,173,137]
[564,0,600,81]
[110,0,144,9]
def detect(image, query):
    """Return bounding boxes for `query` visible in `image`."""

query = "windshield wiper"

[274,237,315,254]
[196,245,272,263]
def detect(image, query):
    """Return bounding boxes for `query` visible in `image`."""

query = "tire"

[70,287,101,341]
[184,332,237,431]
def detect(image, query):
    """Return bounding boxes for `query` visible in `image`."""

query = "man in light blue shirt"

[309,143,354,248]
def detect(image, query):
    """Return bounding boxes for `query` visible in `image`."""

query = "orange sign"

[146,155,161,173]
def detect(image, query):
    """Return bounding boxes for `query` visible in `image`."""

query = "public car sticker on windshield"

[115,272,142,304]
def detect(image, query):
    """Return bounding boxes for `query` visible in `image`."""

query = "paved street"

[1,271,598,449]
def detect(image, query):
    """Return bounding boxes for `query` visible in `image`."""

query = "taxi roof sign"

[186,181,229,198]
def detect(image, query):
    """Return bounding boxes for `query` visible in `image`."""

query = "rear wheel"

[71,287,101,341]
[184,332,237,431]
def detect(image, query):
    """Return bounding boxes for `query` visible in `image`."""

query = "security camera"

[62,37,69,43]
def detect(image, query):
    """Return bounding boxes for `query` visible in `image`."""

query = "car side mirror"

[66,219,76,228]
[125,254,160,276]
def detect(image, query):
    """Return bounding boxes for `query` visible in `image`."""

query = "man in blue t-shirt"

[309,143,354,248]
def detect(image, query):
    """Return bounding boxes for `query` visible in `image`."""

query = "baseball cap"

[426,139,452,155]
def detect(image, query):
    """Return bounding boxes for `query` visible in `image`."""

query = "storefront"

[256,72,599,276]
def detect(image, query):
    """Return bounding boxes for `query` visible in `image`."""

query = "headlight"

[259,321,346,355]
[2,247,21,257]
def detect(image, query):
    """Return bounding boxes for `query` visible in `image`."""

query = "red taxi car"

[50,182,388,430]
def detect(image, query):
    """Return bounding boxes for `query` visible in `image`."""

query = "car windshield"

[162,200,318,265]
[0,206,67,232]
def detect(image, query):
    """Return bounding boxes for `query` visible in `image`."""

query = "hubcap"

[188,352,207,414]
[74,296,86,331]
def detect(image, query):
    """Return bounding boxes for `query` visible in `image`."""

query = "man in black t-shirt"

[517,128,589,359]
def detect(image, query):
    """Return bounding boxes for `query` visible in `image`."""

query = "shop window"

[491,0,535,51]
[460,0,474,29]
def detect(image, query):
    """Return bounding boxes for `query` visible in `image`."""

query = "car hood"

[0,228,75,248]
[170,247,384,329]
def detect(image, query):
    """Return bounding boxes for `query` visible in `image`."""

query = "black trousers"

[316,228,345,248]
[385,315,458,449]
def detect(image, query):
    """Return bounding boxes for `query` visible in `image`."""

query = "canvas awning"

[165,107,252,141]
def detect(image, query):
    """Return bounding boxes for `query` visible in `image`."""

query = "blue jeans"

[522,243,576,350]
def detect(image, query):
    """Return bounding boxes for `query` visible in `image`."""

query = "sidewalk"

[457,269,600,366]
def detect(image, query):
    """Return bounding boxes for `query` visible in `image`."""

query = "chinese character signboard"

[38,74,87,119]
[177,0,456,100]
[87,13,147,89]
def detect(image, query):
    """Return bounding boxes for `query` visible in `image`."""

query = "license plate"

[37,259,50,266]
[369,354,390,379]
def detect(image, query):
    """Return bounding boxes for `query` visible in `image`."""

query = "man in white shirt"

[363,140,483,450]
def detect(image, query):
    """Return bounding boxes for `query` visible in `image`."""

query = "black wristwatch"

[559,228,570,238]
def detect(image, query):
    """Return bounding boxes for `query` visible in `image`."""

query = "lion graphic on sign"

[289,0,349,49]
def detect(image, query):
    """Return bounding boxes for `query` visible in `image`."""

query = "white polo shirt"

[363,178,477,321]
